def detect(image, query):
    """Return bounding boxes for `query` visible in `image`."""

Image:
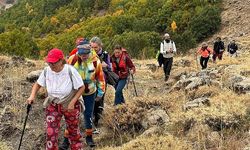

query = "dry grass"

[99,134,192,150]
[0,141,12,150]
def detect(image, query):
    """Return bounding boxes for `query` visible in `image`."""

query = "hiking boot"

[93,128,100,134]
[164,76,169,82]
[59,137,70,150]
[86,135,96,147]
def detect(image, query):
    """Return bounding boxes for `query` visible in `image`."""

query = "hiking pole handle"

[27,104,32,114]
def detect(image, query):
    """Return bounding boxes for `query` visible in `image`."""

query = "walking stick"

[130,73,138,97]
[18,104,32,150]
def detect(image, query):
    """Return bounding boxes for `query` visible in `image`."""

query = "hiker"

[90,36,111,128]
[160,33,177,81]
[212,37,225,62]
[26,48,84,150]
[227,40,238,57]
[197,42,213,70]
[111,45,136,105]
[60,40,105,148]
[69,37,85,56]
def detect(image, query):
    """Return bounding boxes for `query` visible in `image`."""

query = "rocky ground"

[1,0,250,149]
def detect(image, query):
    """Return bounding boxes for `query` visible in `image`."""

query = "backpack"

[103,67,119,87]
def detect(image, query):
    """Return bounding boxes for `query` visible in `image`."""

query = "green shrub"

[0,29,38,58]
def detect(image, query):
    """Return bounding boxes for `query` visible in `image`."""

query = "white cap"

[164,33,170,38]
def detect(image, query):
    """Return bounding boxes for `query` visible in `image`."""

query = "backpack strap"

[43,67,48,88]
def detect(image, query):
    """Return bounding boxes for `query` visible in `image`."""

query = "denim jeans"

[83,93,96,129]
[114,78,127,105]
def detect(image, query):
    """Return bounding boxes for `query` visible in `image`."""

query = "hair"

[61,59,66,64]
[90,36,103,47]
[114,44,122,50]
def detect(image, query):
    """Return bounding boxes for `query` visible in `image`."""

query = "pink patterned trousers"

[45,101,83,150]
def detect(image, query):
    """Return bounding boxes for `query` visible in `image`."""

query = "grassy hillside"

[0,0,222,58]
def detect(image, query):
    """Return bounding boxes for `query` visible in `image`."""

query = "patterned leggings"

[45,102,83,150]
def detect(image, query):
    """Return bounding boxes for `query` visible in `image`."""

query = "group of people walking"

[26,37,135,150]
[26,33,239,149]
[157,33,239,82]
[197,37,238,70]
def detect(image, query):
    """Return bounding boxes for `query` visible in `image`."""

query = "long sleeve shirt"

[160,40,177,58]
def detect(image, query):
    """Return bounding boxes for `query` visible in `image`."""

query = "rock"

[140,126,161,137]
[210,80,222,87]
[185,77,204,90]
[240,70,250,76]
[172,70,187,80]
[226,74,245,88]
[176,59,191,67]
[209,70,219,79]
[141,108,169,129]
[26,70,43,83]
[183,97,210,111]
[233,78,250,94]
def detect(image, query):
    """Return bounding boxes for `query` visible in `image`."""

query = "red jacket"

[197,47,213,58]
[111,52,135,79]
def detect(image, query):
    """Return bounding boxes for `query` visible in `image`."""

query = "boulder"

[233,78,250,94]
[26,70,43,83]
[141,108,169,129]
[183,97,210,111]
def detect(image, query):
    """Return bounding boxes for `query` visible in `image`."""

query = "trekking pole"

[130,72,138,97]
[18,104,32,150]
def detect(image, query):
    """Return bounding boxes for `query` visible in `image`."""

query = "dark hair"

[114,44,122,50]
[61,59,66,64]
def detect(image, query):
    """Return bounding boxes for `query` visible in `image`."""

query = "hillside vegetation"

[0,0,221,58]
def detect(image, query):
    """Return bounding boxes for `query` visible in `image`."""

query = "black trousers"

[163,57,173,78]
[93,88,106,127]
[200,56,209,69]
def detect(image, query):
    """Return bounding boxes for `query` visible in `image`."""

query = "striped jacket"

[67,51,105,97]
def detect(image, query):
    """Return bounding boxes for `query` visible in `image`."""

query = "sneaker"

[86,135,96,147]
[59,137,70,150]
[93,128,100,134]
